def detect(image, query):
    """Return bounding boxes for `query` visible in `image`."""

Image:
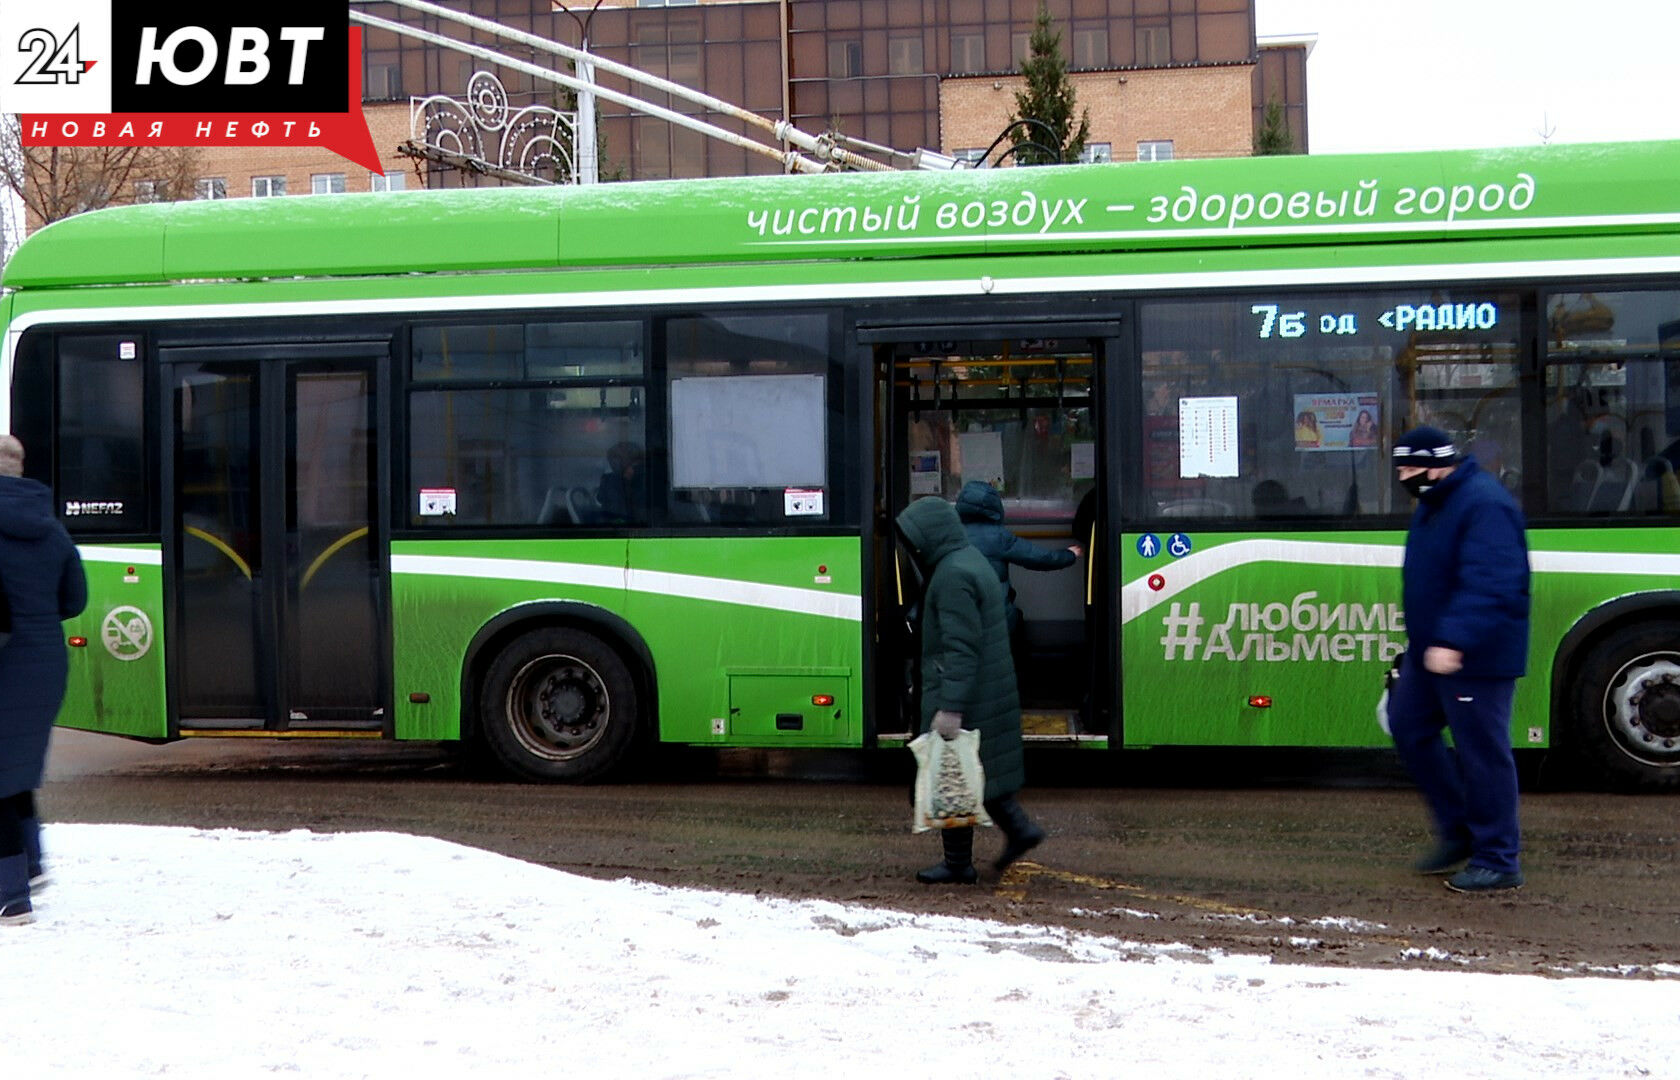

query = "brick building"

[104,1,1313,206]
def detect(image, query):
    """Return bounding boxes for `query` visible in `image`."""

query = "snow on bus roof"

[5,139,1679,290]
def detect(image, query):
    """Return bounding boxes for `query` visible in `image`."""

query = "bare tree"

[0,114,202,237]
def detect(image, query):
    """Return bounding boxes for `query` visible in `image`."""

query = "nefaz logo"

[111,9,347,113]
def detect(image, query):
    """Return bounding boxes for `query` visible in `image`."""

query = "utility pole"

[554,1,605,184]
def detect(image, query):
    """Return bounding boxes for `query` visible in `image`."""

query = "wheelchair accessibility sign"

[102,606,153,661]
[1167,533,1193,558]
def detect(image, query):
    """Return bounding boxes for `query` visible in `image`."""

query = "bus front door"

[865,323,1117,743]
[164,349,387,732]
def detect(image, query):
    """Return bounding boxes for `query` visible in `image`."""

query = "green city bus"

[4,140,1678,789]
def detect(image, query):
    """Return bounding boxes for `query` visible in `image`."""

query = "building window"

[194,177,227,200]
[1137,140,1174,162]
[828,40,862,78]
[252,176,286,197]
[133,179,163,203]
[311,173,347,196]
[950,31,984,73]
[1012,32,1031,65]
[1072,27,1108,69]
[370,172,406,192]
[1078,143,1113,164]
[1137,25,1170,67]
[888,36,923,75]
[365,63,400,100]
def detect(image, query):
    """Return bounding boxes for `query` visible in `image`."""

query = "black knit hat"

[1392,426,1458,467]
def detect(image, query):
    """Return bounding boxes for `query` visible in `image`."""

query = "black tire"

[1569,620,1680,792]
[478,627,641,782]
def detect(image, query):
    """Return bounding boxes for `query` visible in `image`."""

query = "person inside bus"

[0,435,89,925]
[596,442,646,523]
[895,495,1044,885]
[1251,479,1308,518]
[954,481,1081,669]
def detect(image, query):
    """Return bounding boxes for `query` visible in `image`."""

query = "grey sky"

[1256,0,1680,154]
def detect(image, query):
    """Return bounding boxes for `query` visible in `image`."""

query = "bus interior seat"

[1569,460,1602,511]
[1157,497,1232,518]
[567,486,601,524]
[536,487,569,525]
[1598,457,1640,512]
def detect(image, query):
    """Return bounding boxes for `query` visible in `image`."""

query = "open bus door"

[863,321,1120,745]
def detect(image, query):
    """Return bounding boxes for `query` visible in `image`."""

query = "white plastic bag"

[909,729,992,833]
[1376,663,1401,737]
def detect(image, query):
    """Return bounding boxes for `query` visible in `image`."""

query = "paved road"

[39,728,1680,978]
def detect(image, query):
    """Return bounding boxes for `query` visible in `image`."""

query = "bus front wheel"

[1570,620,1680,792]
[479,627,640,782]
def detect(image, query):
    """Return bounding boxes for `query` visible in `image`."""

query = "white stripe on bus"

[77,546,163,565]
[7,255,1680,337]
[1122,540,1680,624]
[390,553,863,623]
[748,212,1680,248]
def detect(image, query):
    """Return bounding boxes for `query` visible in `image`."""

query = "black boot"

[988,795,1045,873]
[916,826,978,884]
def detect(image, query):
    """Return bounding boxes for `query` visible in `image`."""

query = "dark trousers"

[1387,653,1521,875]
[941,794,1034,865]
[0,791,33,858]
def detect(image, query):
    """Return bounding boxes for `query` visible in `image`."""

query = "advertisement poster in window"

[1293,393,1381,451]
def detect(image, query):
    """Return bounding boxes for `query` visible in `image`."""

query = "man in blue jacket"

[1387,426,1531,893]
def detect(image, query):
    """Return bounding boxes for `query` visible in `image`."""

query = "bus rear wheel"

[480,628,640,782]
[1570,620,1680,792]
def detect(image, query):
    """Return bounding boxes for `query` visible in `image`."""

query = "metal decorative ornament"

[411,71,577,183]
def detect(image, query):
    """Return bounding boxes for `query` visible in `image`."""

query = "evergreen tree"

[1010,5,1090,166]
[1254,97,1296,156]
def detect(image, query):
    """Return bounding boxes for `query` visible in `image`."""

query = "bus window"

[406,321,646,527]
[1543,290,1680,515]
[1138,290,1522,521]
[663,313,831,525]
[56,334,149,533]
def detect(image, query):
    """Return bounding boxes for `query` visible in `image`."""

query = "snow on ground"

[2,825,1676,1079]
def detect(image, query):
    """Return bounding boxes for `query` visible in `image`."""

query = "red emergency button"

[1147,574,1165,591]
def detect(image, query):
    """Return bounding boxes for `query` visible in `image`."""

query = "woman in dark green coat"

[895,496,1044,884]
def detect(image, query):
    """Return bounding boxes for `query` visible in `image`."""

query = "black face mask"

[1399,472,1435,499]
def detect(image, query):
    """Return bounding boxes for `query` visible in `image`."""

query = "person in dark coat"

[1386,426,1530,894]
[953,480,1080,649]
[895,496,1043,884]
[0,435,88,924]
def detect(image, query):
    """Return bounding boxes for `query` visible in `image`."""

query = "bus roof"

[6,140,1680,290]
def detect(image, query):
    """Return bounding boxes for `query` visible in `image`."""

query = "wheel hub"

[1607,655,1680,764]
[509,654,610,760]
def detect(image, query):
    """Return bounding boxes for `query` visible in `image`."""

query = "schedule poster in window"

[1293,393,1381,451]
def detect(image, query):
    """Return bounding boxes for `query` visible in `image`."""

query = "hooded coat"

[1401,457,1531,678]
[954,481,1076,631]
[895,496,1024,801]
[0,476,87,796]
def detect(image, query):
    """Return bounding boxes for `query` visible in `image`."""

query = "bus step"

[1021,710,1079,737]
